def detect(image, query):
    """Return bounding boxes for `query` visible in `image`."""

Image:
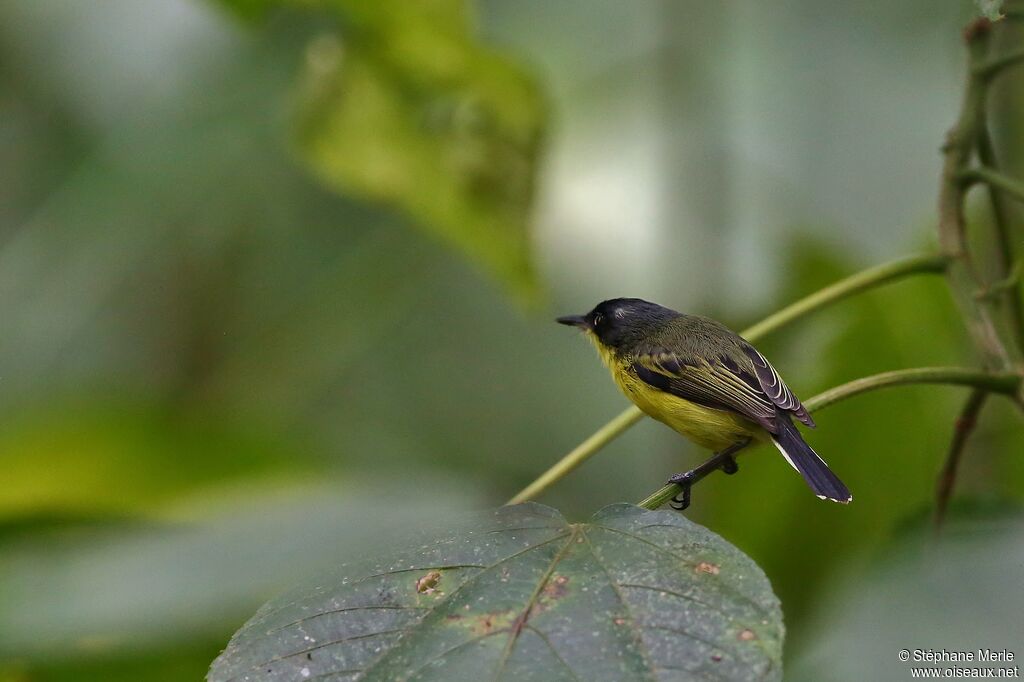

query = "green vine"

[508,253,950,505]
[510,15,1024,526]
[637,368,1022,510]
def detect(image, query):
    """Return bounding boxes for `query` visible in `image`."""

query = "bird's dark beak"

[556,314,588,328]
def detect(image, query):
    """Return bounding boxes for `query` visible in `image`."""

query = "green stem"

[637,367,1022,510]
[976,260,1022,300]
[975,125,1024,359]
[802,366,1019,411]
[739,253,949,341]
[507,407,644,505]
[937,22,1012,370]
[961,166,1024,204]
[508,253,950,505]
[975,46,1024,80]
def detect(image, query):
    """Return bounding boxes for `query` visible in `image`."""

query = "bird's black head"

[557,298,681,350]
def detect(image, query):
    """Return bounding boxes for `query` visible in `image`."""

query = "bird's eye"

[592,313,604,326]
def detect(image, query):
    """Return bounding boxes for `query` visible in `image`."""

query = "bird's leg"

[668,439,751,510]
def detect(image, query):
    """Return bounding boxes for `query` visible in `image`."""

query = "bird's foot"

[666,448,742,510]
[667,471,694,511]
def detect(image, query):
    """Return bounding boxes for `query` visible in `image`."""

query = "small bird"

[558,298,851,509]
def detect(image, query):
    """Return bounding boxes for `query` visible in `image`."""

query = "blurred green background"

[2,1,1022,680]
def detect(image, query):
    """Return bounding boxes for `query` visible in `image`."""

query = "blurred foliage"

[0,400,308,517]
[0,642,222,682]
[211,504,783,681]
[0,482,483,679]
[0,0,1021,680]
[221,0,546,302]
[790,512,1024,680]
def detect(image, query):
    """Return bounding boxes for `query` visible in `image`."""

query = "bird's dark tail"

[771,414,852,503]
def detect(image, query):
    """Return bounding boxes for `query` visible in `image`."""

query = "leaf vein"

[220,628,411,682]
[267,604,430,635]
[581,529,660,682]
[522,623,583,682]
[491,526,580,680]
[587,524,769,616]
[618,583,740,623]
[356,532,573,678]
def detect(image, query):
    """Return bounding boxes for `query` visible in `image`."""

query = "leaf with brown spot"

[209,504,784,681]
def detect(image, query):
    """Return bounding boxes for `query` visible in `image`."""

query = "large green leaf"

[209,503,783,681]
[219,0,546,302]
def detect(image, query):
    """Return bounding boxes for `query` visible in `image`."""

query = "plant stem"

[975,46,1024,80]
[802,367,1018,411]
[508,253,950,505]
[974,126,1024,359]
[937,20,1012,370]
[637,367,1021,510]
[933,389,988,532]
[962,166,1024,204]
[739,253,949,341]
[507,407,644,505]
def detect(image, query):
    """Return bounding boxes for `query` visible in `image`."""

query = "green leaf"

[293,1,545,303]
[216,0,546,302]
[209,503,783,681]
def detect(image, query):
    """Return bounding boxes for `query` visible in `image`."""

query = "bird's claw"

[667,472,694,511]
[666,451,740,510]
[669,491,690,511]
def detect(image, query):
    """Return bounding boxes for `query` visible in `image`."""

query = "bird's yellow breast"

[591,336,763,451]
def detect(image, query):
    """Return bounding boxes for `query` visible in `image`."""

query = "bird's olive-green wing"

[630,347,814,433]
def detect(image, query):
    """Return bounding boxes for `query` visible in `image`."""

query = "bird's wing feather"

[630,350,781,432]
[740,346,815,427]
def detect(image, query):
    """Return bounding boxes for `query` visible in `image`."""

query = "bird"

[557,297,851,509]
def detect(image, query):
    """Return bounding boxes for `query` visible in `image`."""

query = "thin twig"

[976,260,1022,301]
[508,407,643,505]
[800,367,1018,412]
[638,368,1021,510]
[975,46,1024,80]
[507,253,950,505]
[937,19,1011,370]
[961,166,1024,204]
[975,125,1024,359]
[933,389,989,532]
[738,253,950,341]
